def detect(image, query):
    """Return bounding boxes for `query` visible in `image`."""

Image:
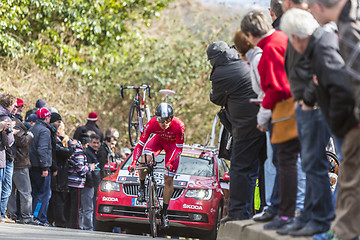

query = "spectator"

[24,99,47,121]
[0,93,16,223]
[241,10,301,230]
[277,1,334,237]
[15,98,25,122]
[28,108,52,226]
[270,0,283,29]
[281,7,359,240]
[233,30,278,222]
[47,112,74,227]
[24,114,37,130]
[67,133,95,229]
[73,112,104,142]
[97,134,117,179]
[206,41,266,222]
[7,98,34,224]
[81,133,101,230]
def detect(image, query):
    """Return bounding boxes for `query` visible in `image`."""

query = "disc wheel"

[128,102,140,147]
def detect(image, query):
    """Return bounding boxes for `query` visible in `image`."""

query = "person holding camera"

[0,93,17,223]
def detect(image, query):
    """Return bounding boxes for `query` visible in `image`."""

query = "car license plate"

[131,198,146,207]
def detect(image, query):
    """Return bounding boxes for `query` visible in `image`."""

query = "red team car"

[95,145,230,239]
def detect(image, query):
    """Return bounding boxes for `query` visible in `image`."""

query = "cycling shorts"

[142,134,181,177]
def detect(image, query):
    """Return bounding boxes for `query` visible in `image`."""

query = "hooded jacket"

[0,105,15,168]
[303,27,357,137]
[209,46,264,142]
[73,121,104,142]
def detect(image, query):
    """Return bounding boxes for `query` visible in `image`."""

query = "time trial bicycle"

[120,85,152,147]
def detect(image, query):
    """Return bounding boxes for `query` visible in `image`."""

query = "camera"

[5,128,13,134]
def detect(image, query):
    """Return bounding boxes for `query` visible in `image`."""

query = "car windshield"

[122,154,214,177]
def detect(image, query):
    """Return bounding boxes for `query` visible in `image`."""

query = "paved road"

[0,223,166,240]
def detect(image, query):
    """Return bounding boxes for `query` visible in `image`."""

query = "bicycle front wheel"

[147,180,158,238]
[128,102,140,147]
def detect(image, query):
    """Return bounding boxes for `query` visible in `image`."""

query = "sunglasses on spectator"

[156,116,172,124]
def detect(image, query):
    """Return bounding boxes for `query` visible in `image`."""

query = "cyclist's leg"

[162,141,180,207]
[138,135,163,180]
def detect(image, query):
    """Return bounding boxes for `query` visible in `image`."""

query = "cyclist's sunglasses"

[156,116,172,124]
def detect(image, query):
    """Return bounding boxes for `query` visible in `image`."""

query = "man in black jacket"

[276,1,334,237]
[280,9,358,239]
[97,135,117,179]
[28,108,53,226]
[73,112,104,142]
[207,41,266,222]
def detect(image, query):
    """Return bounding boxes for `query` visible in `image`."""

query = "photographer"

[0,93,17,223]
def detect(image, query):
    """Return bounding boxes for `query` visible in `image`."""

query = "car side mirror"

[220,172,230,183]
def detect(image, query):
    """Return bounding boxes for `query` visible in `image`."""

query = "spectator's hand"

[1,121,11,131]
[165,162,174,172]
[13,129,20,135]
[128,163,136,173]
[300,100,313,111]
[89,163,96,171]
[41,170,49,177]
[53,170,58,177]
[257,124,268,132]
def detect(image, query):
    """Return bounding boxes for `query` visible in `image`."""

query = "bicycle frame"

[120,85,152,146]
[136,155,164,238]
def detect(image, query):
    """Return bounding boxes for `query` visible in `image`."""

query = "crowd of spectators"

[209,0,360,240]
[0,94,129,231]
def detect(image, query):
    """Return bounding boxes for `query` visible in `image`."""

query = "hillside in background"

[0,0,265,149]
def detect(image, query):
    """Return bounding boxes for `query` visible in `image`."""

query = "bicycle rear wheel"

[147,180,158,238]
[128,102,140,147]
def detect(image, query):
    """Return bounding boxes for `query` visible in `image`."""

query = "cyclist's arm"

[131,123,152,165]
[168,123,185,165]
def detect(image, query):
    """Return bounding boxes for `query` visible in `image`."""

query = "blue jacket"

[29,119,52,171]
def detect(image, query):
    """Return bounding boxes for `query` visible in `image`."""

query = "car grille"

[98,205,208,223]
[122,184,183,199]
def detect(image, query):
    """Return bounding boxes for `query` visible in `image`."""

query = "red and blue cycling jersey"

[132,117,185,170]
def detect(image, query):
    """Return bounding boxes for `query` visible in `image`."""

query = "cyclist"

[128,103,185,229]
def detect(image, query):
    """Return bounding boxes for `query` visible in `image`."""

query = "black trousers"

[48,191,69,227]
[277,137,301,217]
[68,187,81,229]
[228,134,266,219]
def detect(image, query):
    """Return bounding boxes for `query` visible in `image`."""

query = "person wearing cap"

[24,114,37,130]
[47,112,75,227]
[206,41,266,222]
[15,98,26,122]
[73,112,104,142]
[7,99,35,224]
[24,98,47,121]
[28,107,53,226]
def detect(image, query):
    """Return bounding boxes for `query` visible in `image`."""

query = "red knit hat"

[17,98,25,107]
[87,112,98,122]
[36,108,51,119]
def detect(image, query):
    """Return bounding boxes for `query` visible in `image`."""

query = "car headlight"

[100,180,120,192]
[185,189,213,201]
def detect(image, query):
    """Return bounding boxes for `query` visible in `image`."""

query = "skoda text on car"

[95,145,230,239]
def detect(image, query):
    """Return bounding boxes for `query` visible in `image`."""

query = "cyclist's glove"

[165,162,174,172]
[128,163,137,173]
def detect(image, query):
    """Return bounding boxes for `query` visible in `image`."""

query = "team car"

[95,145,230,239]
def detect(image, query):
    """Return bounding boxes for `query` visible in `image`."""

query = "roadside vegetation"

[0,0,245,146]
